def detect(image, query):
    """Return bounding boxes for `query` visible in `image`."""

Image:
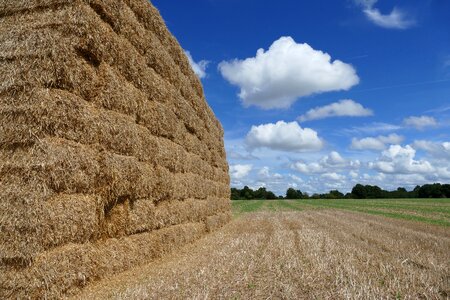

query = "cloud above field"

[355,0,415,29]
[321,172,346,181]
[368,145,434,174]
[229,164,252,180]
[298,99,373,122]
[258,166,283,180]
[245,121,323,152]
[219,37,359,109]
[403,116,438,130]
[413,140,450,160]
[185,50,209,79]
[291,151,360,174]
[351,134,404,150]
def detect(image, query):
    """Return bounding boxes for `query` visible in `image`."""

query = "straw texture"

[0,0,230,298]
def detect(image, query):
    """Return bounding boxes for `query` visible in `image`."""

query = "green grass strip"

[231,199,450,226]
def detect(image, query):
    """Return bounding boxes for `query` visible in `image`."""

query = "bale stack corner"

[0,0,231,298]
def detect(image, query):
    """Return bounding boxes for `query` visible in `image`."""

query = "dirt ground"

[78,210,449,299]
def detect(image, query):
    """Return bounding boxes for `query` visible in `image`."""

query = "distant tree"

[351,184,384,199]
[442,184,450,198]
[266,191,277,200]
[231,183,449,200]
[412,185,421,198]
[351,184,367,199]
[286,188,302,199]
[344,192,353,199]
[397,187,407,193]
[328,190,344,199]
[240,186,254,200]
[254,187,267,199]
[230,188,240,200]
[366,185,383,198]
[230,186,279,200]
[418,183,445,198]
[390,187,408,198]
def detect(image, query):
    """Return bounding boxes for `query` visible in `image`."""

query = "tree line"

[231,183,450,200]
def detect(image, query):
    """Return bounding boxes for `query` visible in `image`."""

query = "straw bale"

[205,211,232,232]
[0,222,206,299]
[0,3,223,149]
[0,0,223,131]
[0,183,99,266]
[0,137,166,203]
[0,1,76,28]
[171,172,230,200]
[0,138,101,195]
[0,88,155,157]
[127,196,230,235]
[86,0,187,98]
[121,0,204,97]
[118,1,196,77]
[0,0,71,17]
[78,1,223,140]
[154,138,229,183]
[1,87,226,180]
[0,184,52,266]
[93,63,145,118]
[0,0,231,297]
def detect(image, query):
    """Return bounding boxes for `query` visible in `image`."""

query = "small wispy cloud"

[298,99,373,122]
[185,50,209,79]
[351,134,404,151]
[403,116,438,130]
[344,122,402,135]
[355,0,415,29]
[425,105,450,114]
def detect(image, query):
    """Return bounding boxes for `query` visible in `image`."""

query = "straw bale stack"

[0,0,231,298]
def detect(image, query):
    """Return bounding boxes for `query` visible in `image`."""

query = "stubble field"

[78,199,450,299]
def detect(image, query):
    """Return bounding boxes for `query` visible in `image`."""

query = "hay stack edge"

[0,0,231,298]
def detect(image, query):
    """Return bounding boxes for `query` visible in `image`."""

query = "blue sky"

[152,0,450,195]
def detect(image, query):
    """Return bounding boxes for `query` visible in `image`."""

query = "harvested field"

[78,204,450,299]
[233,198,450,226]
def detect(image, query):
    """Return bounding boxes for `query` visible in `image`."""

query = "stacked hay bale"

[0,0,231,298]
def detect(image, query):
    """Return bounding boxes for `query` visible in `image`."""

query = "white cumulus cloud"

[298,99,373,122]
[245,121,323,152]
[219,36,359,109]
[229,164,253,180]
[321,172,346,181]
[349,170,359,179]
[369,145,434,174]
[403,116,438,130]
[321,151,347,166]
[351,134,404,150]
[291,151,360,175]
[257,167,283,180]
[291,162,324,174]
[355,0,415,29]
[185,50,209,79]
